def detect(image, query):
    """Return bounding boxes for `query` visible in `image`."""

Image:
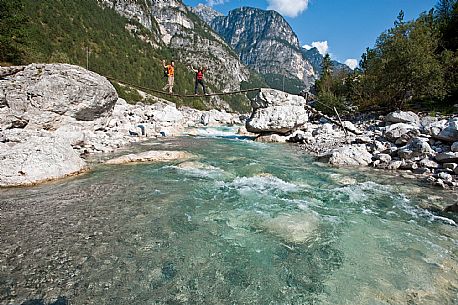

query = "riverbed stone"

[255,133,287,143]
[398,138,433,160]
[385,111,420,125]
[443,163,457,171]
[438,172,453,182]
[326,145,373,167]
[435,152,458,163]
[435,118,458,142]
[105,150,195,165]
[374,153,392,164]
[384,123,420,143]
[0,136,87,187]
[451,142,458,152]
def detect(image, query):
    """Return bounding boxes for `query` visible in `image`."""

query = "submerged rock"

[262,213,319,244]
[105,150,195,164]
[0,137,87,187]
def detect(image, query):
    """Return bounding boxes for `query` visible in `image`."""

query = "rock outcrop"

[246,89,309,134]
[0,137,87,187]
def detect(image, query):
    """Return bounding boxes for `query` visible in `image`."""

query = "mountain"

[302,47,352,76]
[191,3,224,25]
[210,7,315,93]
[98,0,250,93]
[13,0,257,112]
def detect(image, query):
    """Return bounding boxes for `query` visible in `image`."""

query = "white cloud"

[267,0,309,18]
[206,0,226,6]
[345,59,358,70]
[311,41,328,56]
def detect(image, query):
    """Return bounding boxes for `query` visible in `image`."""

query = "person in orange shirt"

[162,60,175,94]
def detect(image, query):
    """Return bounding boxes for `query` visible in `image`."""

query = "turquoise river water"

[0,127,457,305]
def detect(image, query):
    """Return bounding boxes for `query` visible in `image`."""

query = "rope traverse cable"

[105,76,261,98]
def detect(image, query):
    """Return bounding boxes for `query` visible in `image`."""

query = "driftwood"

[304,104,358,135]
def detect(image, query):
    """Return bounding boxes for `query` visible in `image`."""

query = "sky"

[182,0,438,69]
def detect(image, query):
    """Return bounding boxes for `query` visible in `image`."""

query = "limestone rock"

[246,89,309,134]
[105,150,195,165]
[384,123,420,143]
[255,133,287,143]
[434,118,458,142]
[451,142,458,152]
[435,152,458,163]
[325,145,373,167]
[398,138,433,160]
[0,64,118,126]
[0,137,87,187]
[385,111,419,125]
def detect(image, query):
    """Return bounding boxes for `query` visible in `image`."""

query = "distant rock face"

[302,47,350,76]
[246,89,309,133]
[0,63,118,129]
[0,137,87,187]
[211,7,315,86]
[191,3,223,24]
[98,0,250,93]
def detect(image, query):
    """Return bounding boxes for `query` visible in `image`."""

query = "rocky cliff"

[191,3,224,25]
[210,7,315,88]
[98,0,250,93]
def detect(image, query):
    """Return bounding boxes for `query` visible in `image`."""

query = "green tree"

[361,10,445,109]
[0,0,28,64]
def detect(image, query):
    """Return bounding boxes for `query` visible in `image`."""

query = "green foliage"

[0,0,28,64]
[111,82,143,104]
[317,2,458,113]
[10,0,246,112]
[359,11,446,109]
[262,73,305,95]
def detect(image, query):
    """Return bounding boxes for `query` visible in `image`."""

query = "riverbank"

[0,64,241,187]
[244,89,458,191]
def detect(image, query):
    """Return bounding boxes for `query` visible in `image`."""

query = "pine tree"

[0,0,28,64]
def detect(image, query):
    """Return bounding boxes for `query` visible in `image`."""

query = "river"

[1,127,457,305]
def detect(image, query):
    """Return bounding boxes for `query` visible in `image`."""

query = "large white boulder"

[0,64,118,126]
[246,89,309,134]
[0,137,87,187]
